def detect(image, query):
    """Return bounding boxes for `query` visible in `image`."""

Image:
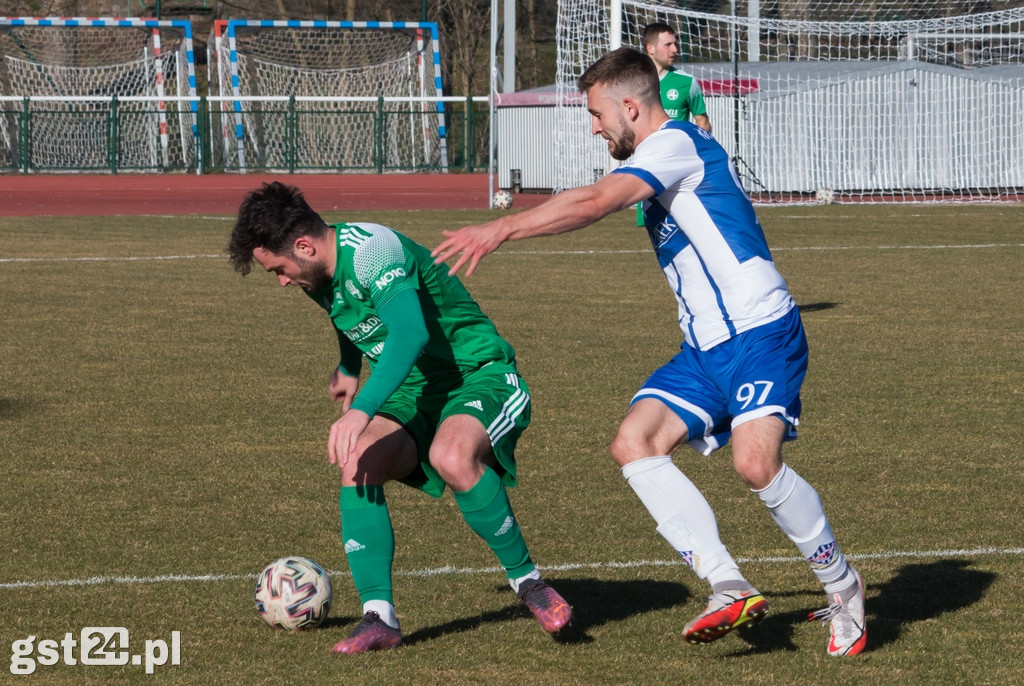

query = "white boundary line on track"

[1,243,1022,264]
[2,547,1022,591]
[0,254,224,263]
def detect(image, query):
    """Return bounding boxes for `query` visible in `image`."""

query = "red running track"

[0,174,550,217]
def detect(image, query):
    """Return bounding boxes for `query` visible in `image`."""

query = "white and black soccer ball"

[493,189,513,210]
[254,556,332,630]
[815,187,835,205]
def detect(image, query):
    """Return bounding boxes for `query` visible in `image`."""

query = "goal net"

[0,17,198,172]
[554,1,1024,202]
[208,19,448,173]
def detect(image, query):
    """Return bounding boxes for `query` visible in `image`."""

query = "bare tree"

[433,0,491,96]
[521,0,539,89]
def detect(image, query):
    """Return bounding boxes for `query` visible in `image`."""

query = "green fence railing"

[0,95,492,175]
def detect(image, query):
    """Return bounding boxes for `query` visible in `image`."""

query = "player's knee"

[609,429,650,467]
[731,419,786,489]
[733,450,782,490]
[428,446,472,484]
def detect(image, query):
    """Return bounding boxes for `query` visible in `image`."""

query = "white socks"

[509,567,542,594]
[754,463,851,588]
[363,600,399,629]
[621,456,744,586]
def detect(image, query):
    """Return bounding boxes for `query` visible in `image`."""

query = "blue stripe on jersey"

[666,121,772,264]
[693,243,738,339]
[615,166,665,195]
[641,200,680,261]
[639,174,737,339]
[656,218,737,340]
[615,120,793,350]
[640,209,738,342]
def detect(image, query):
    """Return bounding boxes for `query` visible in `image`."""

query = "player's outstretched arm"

[430,217,509,277]
[432,173,649,277]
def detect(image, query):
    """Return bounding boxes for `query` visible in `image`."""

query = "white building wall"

[497,62,1024,195]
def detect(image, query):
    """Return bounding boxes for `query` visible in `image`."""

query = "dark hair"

[577,47,661,107]
[228,181,329,275]
[641,22,675,49]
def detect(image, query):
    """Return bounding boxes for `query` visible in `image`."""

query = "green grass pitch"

[1,204,1022,684]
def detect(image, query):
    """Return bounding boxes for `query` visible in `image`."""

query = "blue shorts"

[631,307,808,455]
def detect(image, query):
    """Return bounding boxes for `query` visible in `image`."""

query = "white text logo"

[10,628,180,675]
[374,267,406,290]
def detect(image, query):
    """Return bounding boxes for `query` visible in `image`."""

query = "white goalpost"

[0,17,198,172]
[208,19,448,173]
[553,1,1024,202]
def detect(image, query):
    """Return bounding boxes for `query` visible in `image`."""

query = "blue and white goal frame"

[216,19,448,172]
[0,16,199,170]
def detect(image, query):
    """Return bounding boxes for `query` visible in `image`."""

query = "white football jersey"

[614,120,795,351]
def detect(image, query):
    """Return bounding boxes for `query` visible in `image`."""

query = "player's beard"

[295,254,331,292]
[608,115,637,160]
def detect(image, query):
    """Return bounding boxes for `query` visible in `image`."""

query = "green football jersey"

[659,69,707,122]
[305,222,515,389]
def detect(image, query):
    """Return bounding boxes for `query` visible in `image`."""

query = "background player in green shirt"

[636,21,714,225]
[229,182,571,654]
[642,22,711,132]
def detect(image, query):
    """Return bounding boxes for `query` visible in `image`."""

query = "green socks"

[340,469,535,601]
[454,466,535,579]
[339,485,394,604]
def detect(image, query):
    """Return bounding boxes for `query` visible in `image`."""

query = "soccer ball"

[815,187,835,205]
[254,556,333,630]
[493,189,513,209]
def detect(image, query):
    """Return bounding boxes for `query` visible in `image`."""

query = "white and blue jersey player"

[433,47,867,657]
[621,118,806,456]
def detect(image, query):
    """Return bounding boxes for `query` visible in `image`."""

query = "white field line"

[1,243,1022,265]
[2,547,1022,591]
[499,243,1024,256]
[0,251,573,262]
[1,241,1019,590]
[0,254,223,264]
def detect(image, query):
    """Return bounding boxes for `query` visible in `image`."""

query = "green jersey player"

[642,21,711,132]
[659,69,708,125]
[635,22,713,226]
[229,182,571,654]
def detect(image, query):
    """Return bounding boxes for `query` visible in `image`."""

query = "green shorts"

[378,361,531,498]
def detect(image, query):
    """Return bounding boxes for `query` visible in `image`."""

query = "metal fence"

[0,96,490,174]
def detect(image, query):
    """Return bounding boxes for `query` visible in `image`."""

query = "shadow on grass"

[729,559,996,655]
[0,397,45,420]
[798,301,840,313]
[402,577,690,646]
[319,560,993,652]
[320,614,367,631]
[863,559,995,652]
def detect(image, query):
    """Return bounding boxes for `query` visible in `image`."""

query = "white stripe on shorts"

[487,373,529,444]
[631,387,715,437]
